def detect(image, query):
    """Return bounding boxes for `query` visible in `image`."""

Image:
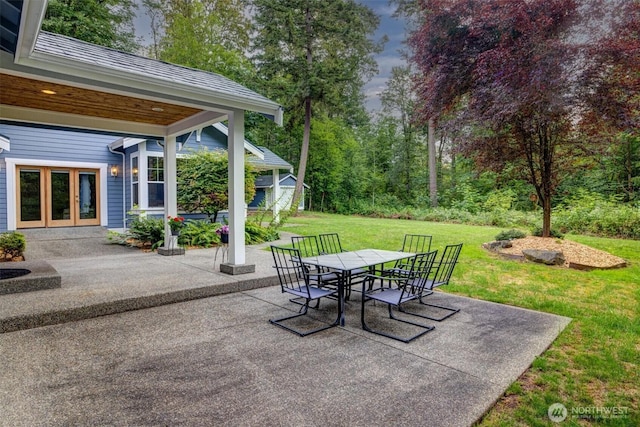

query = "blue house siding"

[249,190,266,208]
[0,122,126,231]
[0,122,294,231]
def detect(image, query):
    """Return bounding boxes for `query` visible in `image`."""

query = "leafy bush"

[0,232,26,259]
[110,215,279,250]
[495,229,527,241]
[179,220,220,247]
[483,188,516,212]
[553,191,640,239]
[531,226,564,239]
[245,221,279,244]
[125,215,164,249]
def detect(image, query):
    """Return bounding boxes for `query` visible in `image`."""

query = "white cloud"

[376,55,407,75]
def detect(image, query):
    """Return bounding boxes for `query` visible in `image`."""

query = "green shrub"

[128,215,164,249]
[179,220,219,247]
[483,188,516,212]
[110,216,279,250]
[495,229,527,241]
[0,232,26,258]
[531,226,564,239]
[553,191,640,239]
[245,221,279,244]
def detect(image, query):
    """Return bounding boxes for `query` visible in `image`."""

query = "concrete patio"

[0,229,571,426]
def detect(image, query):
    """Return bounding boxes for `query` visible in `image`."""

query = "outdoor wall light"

[110,165,118,178]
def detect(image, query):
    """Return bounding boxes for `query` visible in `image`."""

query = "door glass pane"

[78,171,97,219]
[19,169,42,222]
[51,171,71,220]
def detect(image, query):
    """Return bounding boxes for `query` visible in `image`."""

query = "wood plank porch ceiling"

[0,73,203,126]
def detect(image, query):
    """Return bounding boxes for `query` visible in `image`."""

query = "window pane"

[147,156,164,182]
[132,183,138,206]
[132,157,138,182]
[148,183,164,207]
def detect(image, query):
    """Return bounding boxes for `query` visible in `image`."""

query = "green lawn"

[278,212,639,426]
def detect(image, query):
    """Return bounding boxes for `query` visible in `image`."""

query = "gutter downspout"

[108,145,127,230]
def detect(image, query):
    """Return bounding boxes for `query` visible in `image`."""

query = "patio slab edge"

[0,274,280,334]
[0,260,61,295]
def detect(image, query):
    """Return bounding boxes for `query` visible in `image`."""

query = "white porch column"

[161,135,178,252]
[272,168,280,223]
[223,109,253,273]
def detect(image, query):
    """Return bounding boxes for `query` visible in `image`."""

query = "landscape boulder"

[522,249,565,266]
[483,240,513,251]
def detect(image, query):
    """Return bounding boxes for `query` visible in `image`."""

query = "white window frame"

[129,144,187,212]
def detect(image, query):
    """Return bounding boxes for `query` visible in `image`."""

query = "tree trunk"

[290,5,313,216]
[291,96,311,215]
[428,117,438,207]
[541,195,552,237]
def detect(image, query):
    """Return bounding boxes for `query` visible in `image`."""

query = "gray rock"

[483,240,513,251]
[522,249,565,266]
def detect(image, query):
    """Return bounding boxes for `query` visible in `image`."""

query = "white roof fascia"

[109,137,146,150]
[0,134,10,151]
[167,111,227,138]
[14,0,46,63]
[212,122,264,160]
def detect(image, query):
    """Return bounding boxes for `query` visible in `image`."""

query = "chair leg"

[270,300,339,337]
[360,297,435,343]
[289,296,320,309]
[400,298,460,321]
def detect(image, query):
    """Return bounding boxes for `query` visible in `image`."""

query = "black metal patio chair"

[269,245,339,337]
[384,234,433,277]
[361,251,439,343]
[408,243,463,321]
[290,235,340,307]
[291,235,340,287]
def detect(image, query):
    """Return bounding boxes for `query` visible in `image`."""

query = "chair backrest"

[403,250,439,298]
[291,235,322,257]
[428,243,463,289]
[270,246,309,295]
[401,234,432,253]
[318,233,344,254]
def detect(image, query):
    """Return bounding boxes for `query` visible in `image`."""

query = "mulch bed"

[486,236,627,270]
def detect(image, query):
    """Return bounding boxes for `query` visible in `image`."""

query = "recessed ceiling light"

[152,107,164,112]
[41,89,57,95]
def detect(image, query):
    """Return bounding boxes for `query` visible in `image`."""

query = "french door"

[17,166,100,228]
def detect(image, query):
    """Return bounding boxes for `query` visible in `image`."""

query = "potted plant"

[168,216,185,236]
[216,224,229,244]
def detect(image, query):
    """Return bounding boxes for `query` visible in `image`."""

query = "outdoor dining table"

[301,249,415,327]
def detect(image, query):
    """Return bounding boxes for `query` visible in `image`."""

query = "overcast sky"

[133,0,407,113]
[358,0,408,112]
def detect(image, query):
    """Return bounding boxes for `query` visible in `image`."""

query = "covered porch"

[0,0,282,273]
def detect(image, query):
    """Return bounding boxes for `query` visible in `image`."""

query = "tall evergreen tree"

[144,0,253,84]
[42,0,138,52]
[252,0,383,213]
